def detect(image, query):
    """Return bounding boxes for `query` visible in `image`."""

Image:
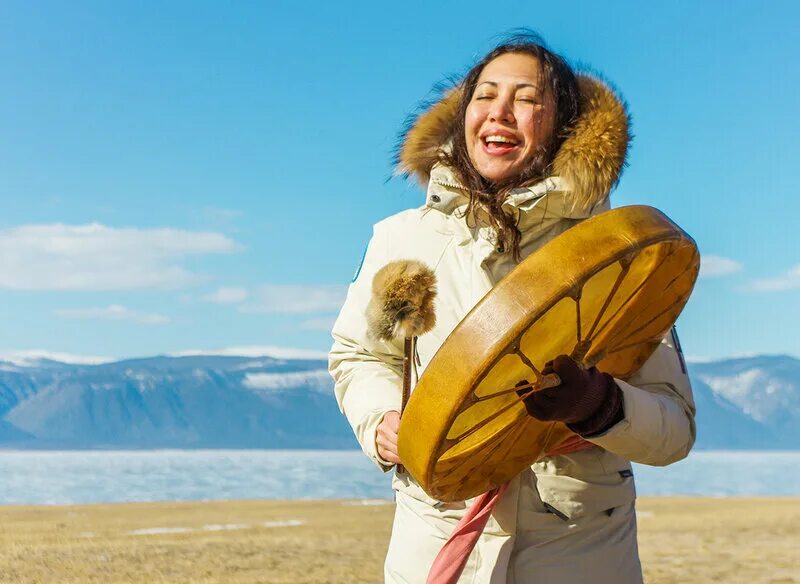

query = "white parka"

[329,75,695,583]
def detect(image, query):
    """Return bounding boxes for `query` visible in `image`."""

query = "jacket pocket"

[532,448,636,521]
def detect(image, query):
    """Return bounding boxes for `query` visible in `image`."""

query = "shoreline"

[3,446,800,451]
[2,493,800,508]
[2,497,798,583]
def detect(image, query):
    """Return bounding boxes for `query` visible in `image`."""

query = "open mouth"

[482,134,520,155]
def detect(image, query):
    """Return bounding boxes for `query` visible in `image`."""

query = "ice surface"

[0,450,797,505]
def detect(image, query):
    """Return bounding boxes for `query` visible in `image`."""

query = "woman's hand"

[376,410,402,465]
[517,355,624,436]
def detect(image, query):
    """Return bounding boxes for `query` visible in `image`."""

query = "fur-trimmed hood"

[396,74,631,215]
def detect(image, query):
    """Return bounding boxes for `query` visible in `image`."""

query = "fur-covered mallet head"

[367,260,437,341]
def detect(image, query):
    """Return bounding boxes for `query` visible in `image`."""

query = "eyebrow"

[477,81,539,90]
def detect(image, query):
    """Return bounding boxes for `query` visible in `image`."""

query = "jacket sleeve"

[586,328,696,466]
[328,224,404,472]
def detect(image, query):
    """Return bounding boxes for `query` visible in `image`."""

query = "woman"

[329,33,695,583]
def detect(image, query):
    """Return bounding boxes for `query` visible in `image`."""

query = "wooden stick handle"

[396,336,414,475]
[401,337,413,413]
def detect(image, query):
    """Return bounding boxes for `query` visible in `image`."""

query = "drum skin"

[397,205,700,502]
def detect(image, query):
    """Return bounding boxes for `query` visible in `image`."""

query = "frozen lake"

[1,449,798,505]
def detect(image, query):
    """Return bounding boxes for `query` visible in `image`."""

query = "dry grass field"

[1,497,798,583]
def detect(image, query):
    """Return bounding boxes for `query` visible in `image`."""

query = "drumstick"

[366,260,437,474]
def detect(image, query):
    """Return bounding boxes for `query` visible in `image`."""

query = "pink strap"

[425,437,595,584]
[544,434,593,457]
[426,482,509,584]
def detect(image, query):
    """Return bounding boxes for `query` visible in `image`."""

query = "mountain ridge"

[1,353,798,450]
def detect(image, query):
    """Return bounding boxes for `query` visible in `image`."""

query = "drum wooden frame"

[397,205,700,502]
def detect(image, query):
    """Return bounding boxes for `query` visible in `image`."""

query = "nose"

[488,97,515,124]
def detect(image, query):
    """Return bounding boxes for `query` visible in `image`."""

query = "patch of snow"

[699,368,798,423]
[701,369,764,402]
[342,499,393,506]
[125,369,150,381]
[263,519,304,528]
[0,350,115,367]
[89,382,121,391]
[202,523,250,531]
[129,526,194,536]
[231,360,276,371]
[243,370,331,391]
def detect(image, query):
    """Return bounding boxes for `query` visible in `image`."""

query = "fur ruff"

[366,260,437,341]
[395,74,630,210]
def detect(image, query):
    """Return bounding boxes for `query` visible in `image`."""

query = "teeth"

[484,135,518,145]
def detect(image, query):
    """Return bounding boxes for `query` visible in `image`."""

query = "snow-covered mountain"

[0,353,798,450]
[689,355,800,449]
[0,354,356,449]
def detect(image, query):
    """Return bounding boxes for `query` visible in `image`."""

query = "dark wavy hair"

[441,32,580,260]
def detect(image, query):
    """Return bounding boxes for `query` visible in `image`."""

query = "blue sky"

[1,1,798,362]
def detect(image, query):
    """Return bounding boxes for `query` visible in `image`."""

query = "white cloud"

[0,350,115,366]
[203,287,248,304]
[53,304,170,325]
[170,345,328,360]
[300,316,338,332]
[0,223,238,291]
[747,264,800,292]
[699,255,742,278]
[241,284,347,314]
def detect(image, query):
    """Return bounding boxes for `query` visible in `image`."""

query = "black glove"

[517,355,624,437]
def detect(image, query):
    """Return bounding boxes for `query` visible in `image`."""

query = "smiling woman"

[440,41,580,260]
[330,30,695,584]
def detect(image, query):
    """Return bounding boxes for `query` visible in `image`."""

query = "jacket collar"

[425,162,600,240]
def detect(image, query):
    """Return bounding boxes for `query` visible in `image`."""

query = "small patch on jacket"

[671,326,687,374]
[543,502,569,521]
[619,469,633,478]
[352,244,368,283]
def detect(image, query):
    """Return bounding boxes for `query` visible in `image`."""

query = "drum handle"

[515,371,562,399]
[539,372,562,390]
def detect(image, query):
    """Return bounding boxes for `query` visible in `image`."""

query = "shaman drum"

[397,205,699,502]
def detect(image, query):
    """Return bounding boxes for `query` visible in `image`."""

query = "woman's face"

[465,52,556,183]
